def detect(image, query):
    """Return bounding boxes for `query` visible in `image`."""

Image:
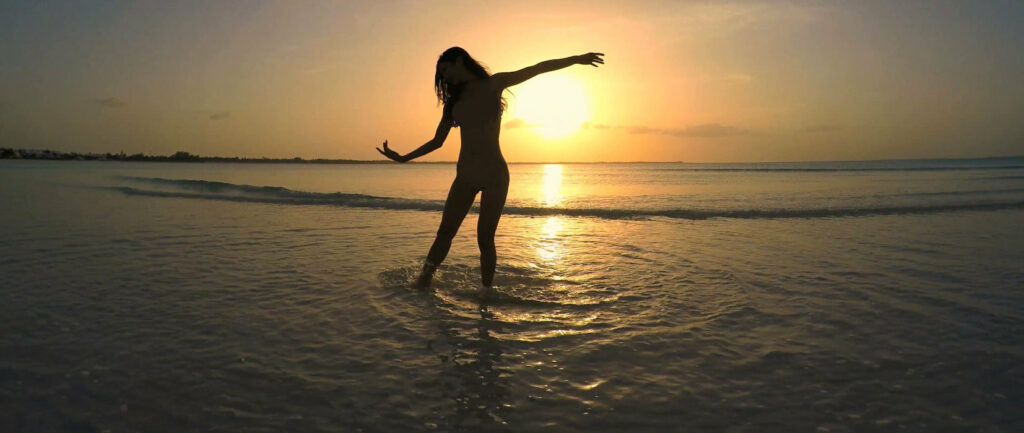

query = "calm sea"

[2,158,1023,432]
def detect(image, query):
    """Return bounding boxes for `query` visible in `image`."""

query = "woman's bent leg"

[477,178,508,288]
[418,179,477,288]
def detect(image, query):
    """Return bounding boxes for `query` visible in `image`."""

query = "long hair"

[434,47,507,121]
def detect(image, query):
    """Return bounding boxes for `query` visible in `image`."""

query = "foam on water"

[103,175,1024,220]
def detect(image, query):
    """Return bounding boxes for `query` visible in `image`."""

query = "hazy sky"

[1,0,1022,162]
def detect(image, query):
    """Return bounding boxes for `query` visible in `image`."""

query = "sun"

[506,74,589,139]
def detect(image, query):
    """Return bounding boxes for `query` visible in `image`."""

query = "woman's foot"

[477,285,494,299]
[414,260,437,290]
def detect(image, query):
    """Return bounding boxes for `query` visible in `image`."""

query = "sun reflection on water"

[540,164,563,207]
[536,216,565,263]
[542,216,563,238]
[536,164,567,264]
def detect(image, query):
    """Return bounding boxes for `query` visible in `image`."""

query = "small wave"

[107,177,1024,220]
[899,187,1024,197]
[115,176,388,201]
[654,166,1024,172]
[501,202,1024,219]
[107,185,446,212]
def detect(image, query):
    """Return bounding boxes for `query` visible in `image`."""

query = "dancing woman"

[377,47,604,295]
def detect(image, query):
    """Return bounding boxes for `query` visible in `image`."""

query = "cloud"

[209,112,230,121]
[669,3,825,37]
[699,73,753,85]
[509,119,751,138]
[93,97,125,108]
[503,118,539,129]
[720,74,753,85]
[503,118,526,128]
[628,123,752,137]
[801,123,843,133]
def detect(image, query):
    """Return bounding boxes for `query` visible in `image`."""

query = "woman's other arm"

[377,107,454,162]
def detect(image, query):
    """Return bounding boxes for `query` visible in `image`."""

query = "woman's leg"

[477,176,509,288]
[418,178,478,288]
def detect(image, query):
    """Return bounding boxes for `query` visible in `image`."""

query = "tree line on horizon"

[0,148,395,164]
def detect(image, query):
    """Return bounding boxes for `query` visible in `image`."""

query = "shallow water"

[2,159,1023,432]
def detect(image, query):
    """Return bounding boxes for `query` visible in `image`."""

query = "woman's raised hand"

[376,140,407,163]
[575,52,605,67]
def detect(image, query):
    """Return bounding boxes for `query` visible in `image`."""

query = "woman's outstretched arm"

[377,107,454,163]
[492,52,604,89]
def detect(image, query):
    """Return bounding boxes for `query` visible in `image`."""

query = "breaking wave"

[654,165,1024,172]
[106,176,1024,221]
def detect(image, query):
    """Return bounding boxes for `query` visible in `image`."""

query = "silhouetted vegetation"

[0,148,402,164]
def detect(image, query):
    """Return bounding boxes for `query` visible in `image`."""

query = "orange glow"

[5,2,1018,162]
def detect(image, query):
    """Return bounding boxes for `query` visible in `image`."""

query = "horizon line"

[1,147,1021,165]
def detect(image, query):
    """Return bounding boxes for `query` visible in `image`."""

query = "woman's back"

[453,78,506,180]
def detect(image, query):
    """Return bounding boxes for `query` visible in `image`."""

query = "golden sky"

[1,1,1022,162]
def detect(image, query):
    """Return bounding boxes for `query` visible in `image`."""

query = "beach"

[2,158,1022,432]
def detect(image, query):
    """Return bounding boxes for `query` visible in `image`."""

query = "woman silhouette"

[378,47,604,296]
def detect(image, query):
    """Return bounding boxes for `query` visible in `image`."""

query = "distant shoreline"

[0,147,1020,165]
[0,148,401,164]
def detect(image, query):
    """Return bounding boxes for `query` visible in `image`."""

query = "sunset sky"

[1,1,1021,162]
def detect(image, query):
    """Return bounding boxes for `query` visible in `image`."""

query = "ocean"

[2,158,1022,432]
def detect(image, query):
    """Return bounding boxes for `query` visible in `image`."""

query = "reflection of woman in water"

[378,46,604,295]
